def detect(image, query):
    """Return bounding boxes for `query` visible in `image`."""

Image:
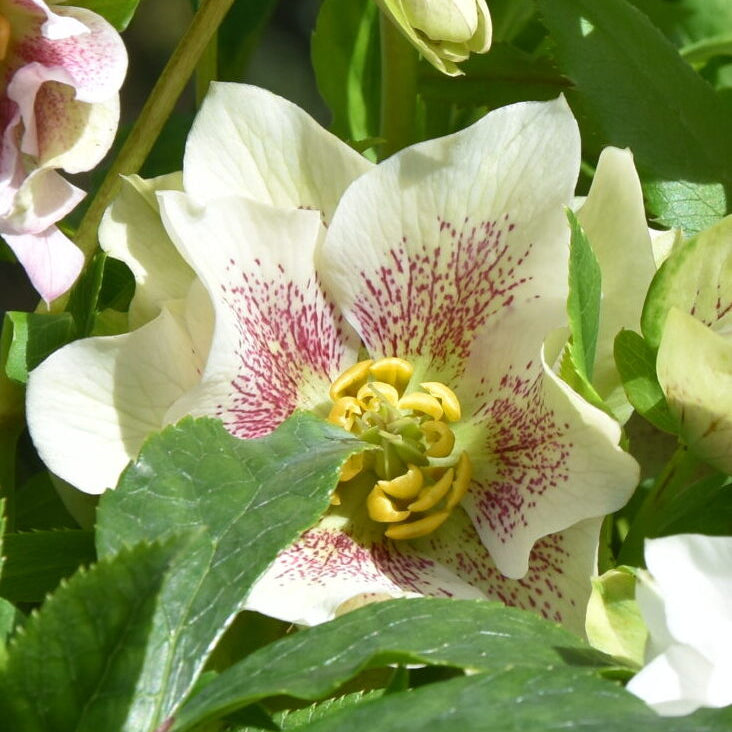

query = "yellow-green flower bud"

[376,0,492,76]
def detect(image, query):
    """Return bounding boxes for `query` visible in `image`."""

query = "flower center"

[0,15,10,61]
[327,357,471,541]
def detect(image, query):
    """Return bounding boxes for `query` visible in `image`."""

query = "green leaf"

[56,0,141,30]
[96,413,365,731]
[613,330,677,433]
[173,598,600,731]
[252,668,732,732]
[312,0,381,151]
[566,209,602,382]
[655,472,732,537]
[419,43,570,109]
[0,530,95,604]
[641,216,732,348]
[3,312,76,384]
[14,472,79,531]
[538,0,732,233]
[0,539,183,732]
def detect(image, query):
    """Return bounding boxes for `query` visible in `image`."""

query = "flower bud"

[377,0,492,76]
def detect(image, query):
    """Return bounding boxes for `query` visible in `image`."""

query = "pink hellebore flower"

[27,85,639,634]
[0,0,127,302]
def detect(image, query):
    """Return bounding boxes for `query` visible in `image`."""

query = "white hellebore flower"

[627,534,732,716]
[27,84,639,633]
[643,215,732,473]
[0,0,127,302]
[376,0,492,76]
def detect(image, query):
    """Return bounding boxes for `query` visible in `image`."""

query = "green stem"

[74,0,236,260]
[618,444,699,566]
[378,12,419,159]
[195,31,218,105]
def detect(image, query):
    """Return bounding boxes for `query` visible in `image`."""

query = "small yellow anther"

[339,452,365,482]
[385,511,451,540]
[446,451,472,509]
[421,420,455,457]
[376,464,423,500]
[366,485,411,523]
[398,392,443,420]
[328,396,362,430]
[356,381,399,409]
[369,357,414,393]
[408,468,454,512]
[420,382,462,421]
[330,492,342,506]
[329,360,373,401]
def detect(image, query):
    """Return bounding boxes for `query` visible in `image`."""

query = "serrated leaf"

[260,667,732,732]
[0,530,95,603]
[613,330,677,433]
[539,0,732,233]
[312,0,381,150]
[4,312,76,383]
[0,539,184,732]
[95,413,365,731]
[173,598,600,731]
[566,209,601,382]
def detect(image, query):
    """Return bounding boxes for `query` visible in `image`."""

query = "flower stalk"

[74,0,236,262]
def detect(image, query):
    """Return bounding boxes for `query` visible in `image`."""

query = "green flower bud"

[376,0,492,76]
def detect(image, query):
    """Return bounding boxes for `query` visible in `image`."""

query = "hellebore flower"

[376,0,492,76]
[27,84,638,633]
[0,0,127,302]
[643,215,732,473]
[626,534,732,716]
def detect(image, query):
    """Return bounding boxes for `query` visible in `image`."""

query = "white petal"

[460,323,639,579]
[99,173,193,328]
[183,83,372,222]
[657,308,732,474]
[26,305,203,494]
[576,147,656,423]
[3,224,84,303]
[644,534,732,666]
[318,97,580,385]
[159,192,360,437]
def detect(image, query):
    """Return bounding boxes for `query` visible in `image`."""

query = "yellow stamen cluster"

[328,357,472,540]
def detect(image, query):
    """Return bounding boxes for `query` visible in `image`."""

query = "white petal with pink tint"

[318,97,579,384]
[183,83,372,222]
[159,192,361,438]
[3,224,83,303]
[460,324,638,579]
[26,303,203,494]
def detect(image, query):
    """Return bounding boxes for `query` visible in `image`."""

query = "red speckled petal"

[318,98,579,384]
[245,509,600,634]
[159,192,360,438]
[456,320,639,579]
[10,3,127,103]
[413,511,604,635]
[184,83,372,222]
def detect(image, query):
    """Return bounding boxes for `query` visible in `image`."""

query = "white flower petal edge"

[159,192,361,437]
[657,308,732,474]
[627,534,732,716]
[183,82,373,222]
[461,324,639,579]
[318,96,579,385]
[99,172,194,328]
[576,147,656,424]
[26,301,204,494]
